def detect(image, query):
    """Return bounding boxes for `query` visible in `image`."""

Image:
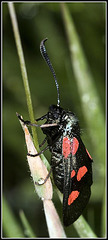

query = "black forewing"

[62,135,93,226]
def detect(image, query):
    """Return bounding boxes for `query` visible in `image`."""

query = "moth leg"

[30,133,61,158]
[16,113,39,127]
[36,114,48,121]
[27,145,49,157]
[32,133,61,157]
[39,137,47,148]
[16,113,57,128]
[35,168,52,185]
[35,159,62,185]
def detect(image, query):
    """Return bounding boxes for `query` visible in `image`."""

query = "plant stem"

[8,2,39,151]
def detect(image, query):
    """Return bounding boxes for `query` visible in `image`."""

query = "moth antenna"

[40,38,60,107]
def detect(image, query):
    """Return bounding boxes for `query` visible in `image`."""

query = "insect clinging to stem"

[17,38,93,226]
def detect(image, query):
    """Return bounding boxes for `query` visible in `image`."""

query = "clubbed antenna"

[40,38,60,107]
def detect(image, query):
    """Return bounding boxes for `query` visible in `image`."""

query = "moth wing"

[62,136,93,226]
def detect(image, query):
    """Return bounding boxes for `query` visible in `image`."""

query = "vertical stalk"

[8,2,39,150]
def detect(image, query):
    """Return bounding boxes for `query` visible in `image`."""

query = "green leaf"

[3,196,25,238]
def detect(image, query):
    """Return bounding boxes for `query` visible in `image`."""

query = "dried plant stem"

[18,115,66,238]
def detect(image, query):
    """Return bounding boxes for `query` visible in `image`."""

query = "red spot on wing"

[71,137,79,155]
[71,169,76,178]
[86,149,92,160]
[77,166,88,181]
[63,137,71,159]
[68,190,80,205]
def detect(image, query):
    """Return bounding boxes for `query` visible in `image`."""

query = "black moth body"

[17,38,93,226]
[39,104,93,226]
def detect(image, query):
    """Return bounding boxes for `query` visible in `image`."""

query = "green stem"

[74,215,97,238]
[3,196,25,237]
[19,210,36,238]
[8,2,39,151]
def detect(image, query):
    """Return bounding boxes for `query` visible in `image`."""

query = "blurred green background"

[3,2,105,237]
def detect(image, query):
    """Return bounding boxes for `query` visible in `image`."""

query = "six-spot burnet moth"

[17,38,93,226]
